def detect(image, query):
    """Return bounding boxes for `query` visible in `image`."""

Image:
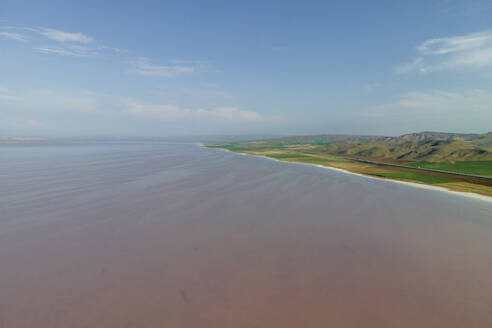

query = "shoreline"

[204,145,492,203]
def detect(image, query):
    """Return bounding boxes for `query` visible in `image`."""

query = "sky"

[1,0,492,137]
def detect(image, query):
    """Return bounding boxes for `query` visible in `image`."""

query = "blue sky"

[1,0,492,137]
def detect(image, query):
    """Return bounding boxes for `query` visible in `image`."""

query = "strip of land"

[206,132,492,197]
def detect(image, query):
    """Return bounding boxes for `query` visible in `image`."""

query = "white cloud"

[0,31,26,41]
[32,28,107,57]
[38,28,93,43]
[398,30,492,73]
[128,58,195,77]
[2,86,263,124]
[0,26,120,57]
[417,32,492,55]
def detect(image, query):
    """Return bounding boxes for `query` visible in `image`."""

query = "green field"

[208,143,289,152]
[407,161,492,177]
[207,144,254,151]
[267,153,313,159]
[369,172,457,184]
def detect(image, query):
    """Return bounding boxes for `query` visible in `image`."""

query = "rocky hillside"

[267,131,492,145]
[260,131,492,163]
[315,139,492,162]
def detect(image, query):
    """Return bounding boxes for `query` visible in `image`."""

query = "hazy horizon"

[2,0,492,137]
[2,129,492,142]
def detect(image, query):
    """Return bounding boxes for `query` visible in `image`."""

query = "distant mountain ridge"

[397,131,490,143]
[319,139,492,162]
[266,131,492,145]
[256,131,492,163]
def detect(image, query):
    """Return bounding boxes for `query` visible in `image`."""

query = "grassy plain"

[406,161,492,177]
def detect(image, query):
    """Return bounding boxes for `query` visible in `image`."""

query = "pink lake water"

[1,142,491,327]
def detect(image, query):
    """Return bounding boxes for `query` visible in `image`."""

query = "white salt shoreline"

[204,145,492,203]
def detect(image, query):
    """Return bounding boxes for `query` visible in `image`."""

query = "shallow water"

[1,142,491,327]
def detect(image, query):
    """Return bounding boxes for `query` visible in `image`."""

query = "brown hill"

[314,139,492,162]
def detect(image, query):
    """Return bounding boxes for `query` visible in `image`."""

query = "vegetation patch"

[407,161,492,177]
[267,153,313,159]
[369,172,457,184]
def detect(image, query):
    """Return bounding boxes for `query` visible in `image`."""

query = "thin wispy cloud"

[38,28,93,43]
[417,32,492,55]
[1,25,209,84]
[128,58,196,77]
[1,86,262,124]
[35,45,99,57]
[398,30,492,73]
[1,26,94,43]
[0,31,26,41]
[0,26,117,57]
